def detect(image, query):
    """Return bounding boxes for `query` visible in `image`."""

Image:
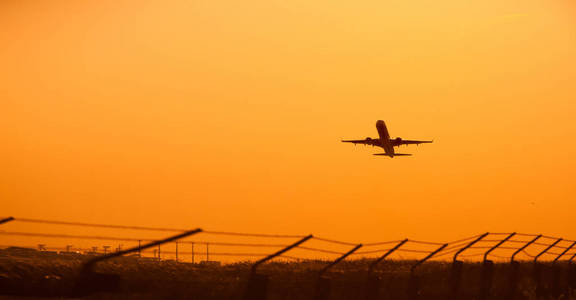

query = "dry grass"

[1,252,575,299]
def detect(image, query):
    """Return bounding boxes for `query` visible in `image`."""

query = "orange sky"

[1,0,576,246]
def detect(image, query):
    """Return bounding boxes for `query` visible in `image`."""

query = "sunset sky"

[1,0,576,246]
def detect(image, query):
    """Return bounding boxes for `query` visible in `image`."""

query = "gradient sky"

[1,0,576,245]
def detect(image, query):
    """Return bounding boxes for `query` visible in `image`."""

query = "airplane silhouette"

[342,120,432,157]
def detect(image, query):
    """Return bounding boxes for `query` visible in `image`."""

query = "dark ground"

[0,248,575,299]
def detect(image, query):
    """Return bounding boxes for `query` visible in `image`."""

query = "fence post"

[408,243,448,300]
[479,232,516,300]
[507,234,541,300]
[74,229,202,296]
[451,233,489,300]
[315,244,362,300]
[568,252,576,292]
[0,217,14,225]
[191,242,195,264]
[368,239,409,273]
[365,239,408,300]
[533,238,562,298]
[554,241,576,263]
[551,241,576,297]
[243,235,313,300]
[175,241,178,262]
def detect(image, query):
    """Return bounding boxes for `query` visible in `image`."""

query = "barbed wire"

[430,247,462,259]
[533,242,568,249]
[363,240,404,247]
[0,232,294,248]
[516,233,543,238]
[441,241,477,252]
[312,236,358,246]
[172,252,270,257]
[446,234,484,245]
[479,239,511,243]
[353,248,393,255]
[12,217,186,232]
[296,246,345,255]
[190,242,289,247]
[406,239,445,246]
[460,253,484,258]
[490,254,513,259]
[503,240,531,244]
[541,235,561,240]
[396,248,434,254]
[9,217,306,239]
[0,231,150,242]
[500,246,523,250]
[202,230,305,239]
[522,250,536,258]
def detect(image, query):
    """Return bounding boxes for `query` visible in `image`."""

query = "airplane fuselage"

[376,120,394,157]
[341,120,432,157]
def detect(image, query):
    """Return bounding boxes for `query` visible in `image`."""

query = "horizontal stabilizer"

[373,153,412,156]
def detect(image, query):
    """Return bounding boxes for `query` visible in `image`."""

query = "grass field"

[1,250,576,300]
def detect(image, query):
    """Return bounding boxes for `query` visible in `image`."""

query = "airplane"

[342,120,432,157]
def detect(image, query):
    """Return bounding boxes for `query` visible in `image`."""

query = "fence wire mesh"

[0,216,573,265]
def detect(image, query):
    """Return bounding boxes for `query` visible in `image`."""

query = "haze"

[1,0,575,243]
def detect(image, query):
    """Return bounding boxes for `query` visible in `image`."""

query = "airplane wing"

[391,139,433,147]
[342,138,381,147]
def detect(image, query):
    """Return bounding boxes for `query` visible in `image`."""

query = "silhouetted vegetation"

[1,248,576,299]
